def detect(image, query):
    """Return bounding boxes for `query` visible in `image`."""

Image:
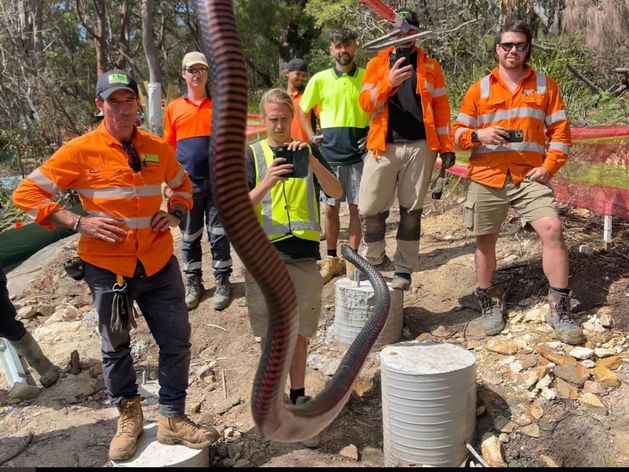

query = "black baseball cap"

[286,58,308,73]
[397,8,420,28]
[96,69,139,100]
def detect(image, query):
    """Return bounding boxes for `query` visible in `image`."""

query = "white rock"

[545,341,562,349]
[536,374,552,390]
[569,347,594,360]
[599,314,612,328]
[509,360,523,373]
[498,433,510,443]
[541,388,556,400]
[522,306,546,323]
[595,348,615,358]
[580,360,596,368]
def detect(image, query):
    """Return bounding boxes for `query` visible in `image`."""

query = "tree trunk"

[141,0,163,135]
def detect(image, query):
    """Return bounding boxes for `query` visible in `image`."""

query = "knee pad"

[397,207,422,241]
[361,211,389,243]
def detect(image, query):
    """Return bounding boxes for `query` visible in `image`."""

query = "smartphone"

[271,146,309,178]
[505,129,524,143]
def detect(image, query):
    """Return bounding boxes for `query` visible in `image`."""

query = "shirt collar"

[332,63,358,78]
[94,122,137,148]
[183,92,210,105]
[490,65,535,83]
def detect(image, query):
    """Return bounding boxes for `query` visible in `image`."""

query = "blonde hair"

[259,88,294,117]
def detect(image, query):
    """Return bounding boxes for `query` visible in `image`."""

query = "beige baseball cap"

[182,51,208,69]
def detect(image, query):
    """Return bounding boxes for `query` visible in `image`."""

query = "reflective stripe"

[75,184,162,200]
[437,127,449,136]
[267,220,320,236]
[370,88,377,106]
[454,127,467,144]
[209,227,225,236]
[212,259,232,269]
[478,107,545,125]
[251,142,272,229]
[86,210,153,229]
[26,208,40,220]
[361,83,375,91]
[167,167,186,189]
[545,110,567,127]
[362,83,378,107]
[172,191,193,199]
[536,72,547,94]
[456,113,477,128]
[185,261,202,271]
[432,87,447,97]
[480,75,490,99]
[183,227,204,242]
[548,142,570,154]
[473,141,546,155]
[28,169,59,195]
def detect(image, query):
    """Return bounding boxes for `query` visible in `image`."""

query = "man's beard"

[336,53,354,66]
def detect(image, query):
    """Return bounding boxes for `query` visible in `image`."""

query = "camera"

[505,129,524,143]
[271,146,309,178]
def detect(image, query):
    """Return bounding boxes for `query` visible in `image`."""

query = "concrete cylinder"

[333,277,403,349]
[380,341,477,467]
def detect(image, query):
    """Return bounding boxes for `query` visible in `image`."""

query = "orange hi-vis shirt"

[359,46,454,155]
[163,94,212,179]
[289,90,319,143]
[453,66,571,188]
[12,123,193,277]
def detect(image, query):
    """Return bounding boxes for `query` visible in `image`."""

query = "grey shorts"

[322,160,364,206]
[464,177,559,235]
[245,259,323,339]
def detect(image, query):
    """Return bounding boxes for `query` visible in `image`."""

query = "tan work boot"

[157,414,220,449]
[546,288,584,345]
[109,397,144,461]
[11,331,59,388]
[320,256,342,284]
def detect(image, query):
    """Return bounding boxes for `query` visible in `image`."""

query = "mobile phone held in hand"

[271,146,309,178]
[505,129,524,143]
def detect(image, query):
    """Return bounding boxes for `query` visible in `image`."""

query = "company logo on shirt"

[522,88,536,96]
[141,153,160,164]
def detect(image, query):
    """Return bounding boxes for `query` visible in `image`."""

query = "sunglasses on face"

[499,42,528,52]
[122,141,143,172]
[185,68,208,76]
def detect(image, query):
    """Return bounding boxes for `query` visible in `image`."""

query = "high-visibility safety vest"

[250,139,320,243]
[359,46,454,155]
[453,66,571,189]
[12,123,193,277]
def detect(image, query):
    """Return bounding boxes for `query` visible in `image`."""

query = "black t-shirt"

[386,49,427,143]
[245,143,332,260]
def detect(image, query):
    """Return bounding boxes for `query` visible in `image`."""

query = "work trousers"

[0,266,26,341]
[358,140,436,274]
[180,177,232,282]
[84,256,191,417]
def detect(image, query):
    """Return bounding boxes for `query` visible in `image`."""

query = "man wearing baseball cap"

[284,58,319,143]
[164,52,234,311]
[14,68,219,461]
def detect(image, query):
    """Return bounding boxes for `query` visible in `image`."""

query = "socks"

[393,272,411,281]
[290,388,305,404]
[327,249,337,258]
[550,286,570,294]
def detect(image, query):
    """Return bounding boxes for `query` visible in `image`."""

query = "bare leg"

[324,204,340,253]
[289,335,308,390]
[530,216,569,288]
[476,233,499,288]
[348,203,362,251]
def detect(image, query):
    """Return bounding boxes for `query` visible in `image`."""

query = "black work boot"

[212,278,231,311]
[474,285,506,336]
[546,288,585,345]
[185,275,203,310]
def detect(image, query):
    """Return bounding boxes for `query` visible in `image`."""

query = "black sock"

[393,272,411,281]
[550,286,570,294]
[290,388,305,404]
[327,249,337,258]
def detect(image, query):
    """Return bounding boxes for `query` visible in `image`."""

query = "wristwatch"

[170,208,185,222]
[471,130,480,143]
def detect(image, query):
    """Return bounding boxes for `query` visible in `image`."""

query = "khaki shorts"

[464,177,558,235]
[245,259,322,339]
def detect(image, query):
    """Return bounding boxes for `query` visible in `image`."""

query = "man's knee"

[533,217,564,242]
[361,211,388,242]
[476,233,499,252]
[397,207,422,241]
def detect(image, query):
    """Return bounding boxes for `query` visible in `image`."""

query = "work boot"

[320,256,342,284]
[185,275,203,310]
[212,278,231,311]
[352,255,394,283]
[546,288,585,345]
[391,272,412,291]
[11,331,59,388]
[475,286,506,336]
[157,414,219,449]
[109,397,144,461]
[295,396,320,448]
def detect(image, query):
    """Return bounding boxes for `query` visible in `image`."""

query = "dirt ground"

[1,183,628,468]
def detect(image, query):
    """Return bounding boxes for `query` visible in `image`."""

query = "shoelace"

[477,291,493,316]
[554,296,573,323]
[216,283,229,296]
[119,402,140,435]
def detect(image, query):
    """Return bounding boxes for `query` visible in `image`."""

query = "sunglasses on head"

[185,67,208,76]
[122,141,143,173]
[499,42,528,52]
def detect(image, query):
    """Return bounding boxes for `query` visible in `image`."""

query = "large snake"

[197,0,391,442]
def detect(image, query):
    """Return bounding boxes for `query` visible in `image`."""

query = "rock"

[568,347,594,360]
[597,356,622,370]
[48,304,83,323]
[339,444,359,461]
[233,460,249,468]
[493,415,515,433]
[188,401,203,414]
[553,363,590,386]
[536,374,552,390]
[216,395,242,415]
[487,339,519,355]
[467,339,482,350]
[580,359,595,368]
[498,433,510,443]
[196,364,215,380]
[595,347,616,358]
[589,366,621,388]
[402,326,411,338]
[579,392,607,412]
[517,354,538,370]
[536,345,577,366]
[541,455,560,467]
[518,423,540,438]
[416,332,433,342]
[555,378,579,400]
[508,360,524,373]
[599,313,613,328]
[583,380,605,394]
[431,325,450,338]
[541,387,556,400]
[17,305,37,320]
[522,305,546,323]
[476,405,486,416]
[520,370,539,389]
[524,402,544,420]
[481,433,507,467]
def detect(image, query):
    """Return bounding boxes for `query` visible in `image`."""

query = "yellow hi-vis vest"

[250,139,320,243]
